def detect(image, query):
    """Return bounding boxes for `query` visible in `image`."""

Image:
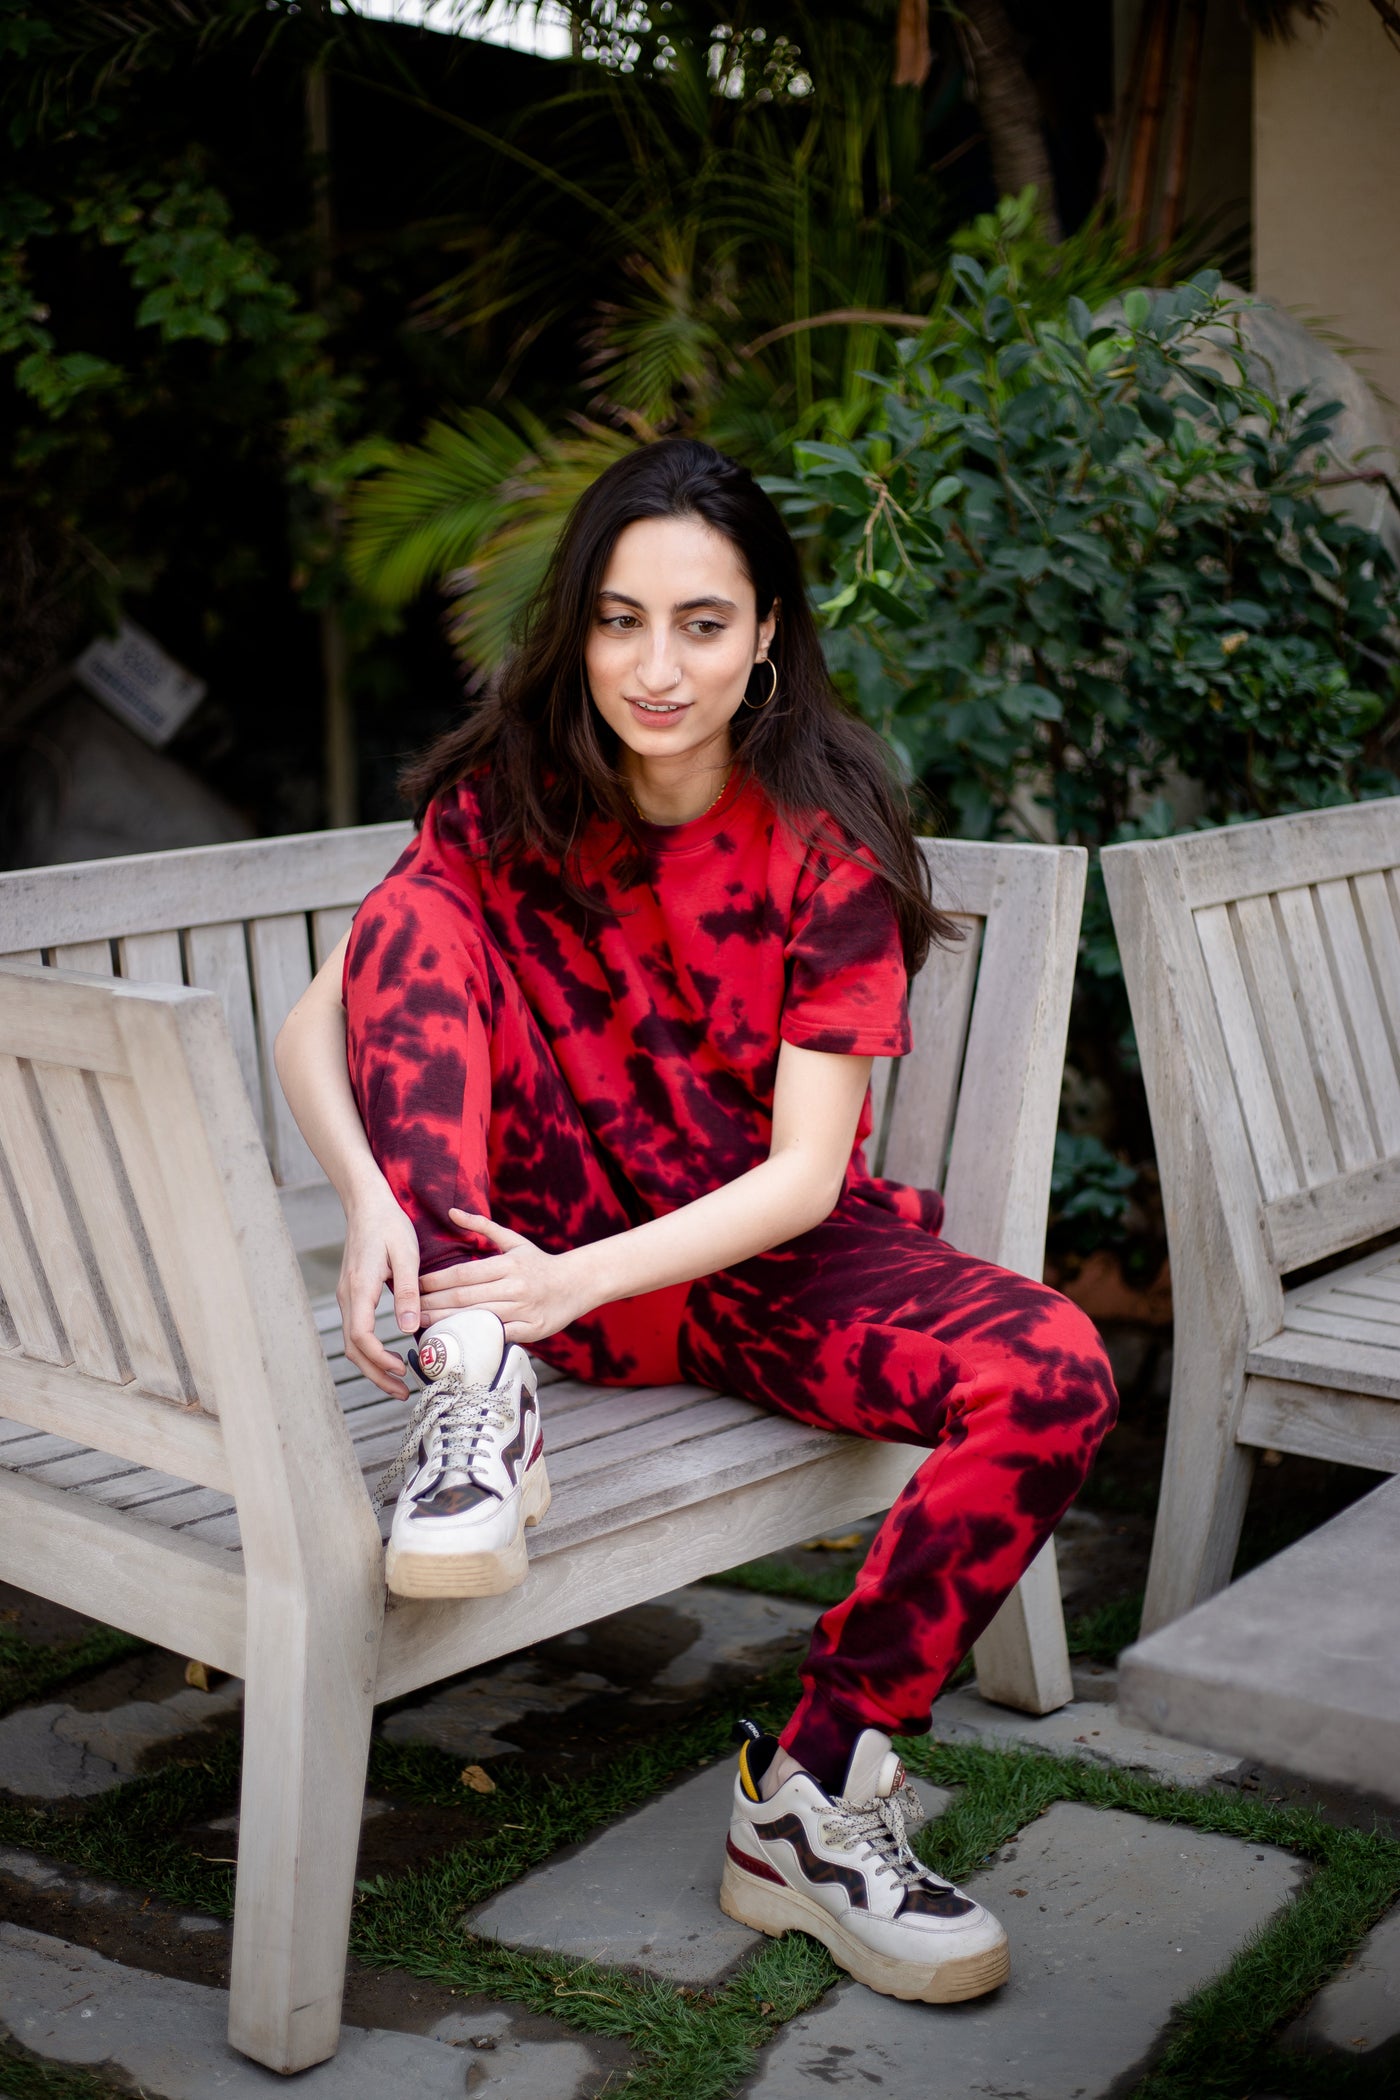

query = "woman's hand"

[338,1179,423,1398]
[418,1209,593,1345]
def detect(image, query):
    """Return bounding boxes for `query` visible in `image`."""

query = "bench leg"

[227,1586,381,2073]
[1141,1350,1256,1636]
[971,1534,1073,1714]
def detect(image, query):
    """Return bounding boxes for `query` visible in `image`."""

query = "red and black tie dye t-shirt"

[398,768,911,1218]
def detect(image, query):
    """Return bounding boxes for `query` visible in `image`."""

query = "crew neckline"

[627,765,751,853]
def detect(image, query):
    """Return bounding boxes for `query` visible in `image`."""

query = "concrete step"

[1119,1474,1400,1805]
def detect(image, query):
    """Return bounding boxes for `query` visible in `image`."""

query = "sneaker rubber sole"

[719,1851,1010,2003]
[384,1458,551,1599]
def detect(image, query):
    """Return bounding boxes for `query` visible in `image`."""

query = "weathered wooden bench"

[1103,799,1400,1796]
[0,822,1085,2071]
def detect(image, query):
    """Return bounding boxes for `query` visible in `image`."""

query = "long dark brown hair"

[401,438,957,972]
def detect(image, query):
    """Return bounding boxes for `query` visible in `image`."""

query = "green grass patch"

[1064,1589,1143,1660]
[710,1559,1142,1666]
[0,1627,147,1719]
[704,1553,854,1610]
[0,2034,137,2100]
[0,1735,241,1917]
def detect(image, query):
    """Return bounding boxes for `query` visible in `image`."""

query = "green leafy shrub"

[778,235,1399,844]
[1049,1130,1137,1260]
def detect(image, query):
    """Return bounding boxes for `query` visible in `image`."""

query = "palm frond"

[445,423,637,670]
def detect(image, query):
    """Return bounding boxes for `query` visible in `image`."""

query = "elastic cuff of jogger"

[779,1686,878,1794]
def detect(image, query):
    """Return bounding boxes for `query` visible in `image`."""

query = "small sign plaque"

[74,620,207,748]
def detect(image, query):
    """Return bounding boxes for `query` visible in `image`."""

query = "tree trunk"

[1156,0,1207,250]
[956,0,1062,239]
[894,0,932,88]
[305,56,356,830]
[1121,0,1178,251]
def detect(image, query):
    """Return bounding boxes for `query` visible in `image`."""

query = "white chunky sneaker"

[373,1309,548,1600]
[719,1721,1009,2003]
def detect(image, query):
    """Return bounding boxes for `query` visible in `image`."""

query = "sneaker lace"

[370,1369,512,1513]
[820,1780,949,1892]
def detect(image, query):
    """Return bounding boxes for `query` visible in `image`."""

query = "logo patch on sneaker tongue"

[418,1336,449,1379]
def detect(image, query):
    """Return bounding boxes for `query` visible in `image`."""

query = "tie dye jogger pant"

[344,872,1119,1784]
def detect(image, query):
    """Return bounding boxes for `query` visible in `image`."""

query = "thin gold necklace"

[625,763,732,826]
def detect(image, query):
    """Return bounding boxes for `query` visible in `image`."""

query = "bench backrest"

[0,964,376,1566]
[1103,798,1400,1292]
[0,826,413,1252]
[0,825,1084,1277]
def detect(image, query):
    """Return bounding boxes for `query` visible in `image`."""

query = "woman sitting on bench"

[275,437,1117,2007]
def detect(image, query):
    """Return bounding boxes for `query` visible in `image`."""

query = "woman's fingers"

[348,1335,409,1398]
[340,1261,409,1396]
[419,1255,512,1293]
[344,1306,410,1396]
[419,1281,523,1318]
[448,1208,527,1251]
[388,1230,422,1336]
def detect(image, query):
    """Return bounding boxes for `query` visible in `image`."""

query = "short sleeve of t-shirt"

[781,845,912,1057]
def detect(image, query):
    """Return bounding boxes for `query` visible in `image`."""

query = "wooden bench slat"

[75,1463,199,1510]
[1333,1272,1400,1307]
[0,825,414,948]
[535,1413,861,1554]
[0,1357,229,1489]
[0,1114,67,1363]
[546,1394,762,1487]
[1237,1376,1400,1472]
[51,940,114,975]
[1235,893,1338,1187]
[1282,1303,1400,1350]
[1354,868,1400,1064]
[0,1419,46,1453]
[1,1427,88,1469]
[1314,878,1400,1157]
[1275,884,1378,1172]
[879,916,982,1186]
[1262,1155,1400,1272]
[116,930,185,985]
[0,1469,247,1679]
[20,1447,149,1493]
[1246,1325,1400,1401]
[542,1382,721,1454]
[1195,904,1298,1201]
[1298,1284,1400,1329]
[0,1052,123,1381]
[1169,796,1400,910]
[311,908,355,969]
[31,1062,188,1402]
[247,915,321,1188]
[184,923,266,1148]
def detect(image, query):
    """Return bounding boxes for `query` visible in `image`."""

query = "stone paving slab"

[384,1585,820,1761]
[931,1682,1244,1788]
[0,1923,601,2097]
[1286,1901,1400,2057]
[740,1800,1304,2098]
[473,1757,954,1987]
[0,1677,243,1799]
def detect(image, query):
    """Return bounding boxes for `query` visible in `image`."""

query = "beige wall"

[1255,0,1400,425]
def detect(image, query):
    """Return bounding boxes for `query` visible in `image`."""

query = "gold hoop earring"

[746,659,778,709]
